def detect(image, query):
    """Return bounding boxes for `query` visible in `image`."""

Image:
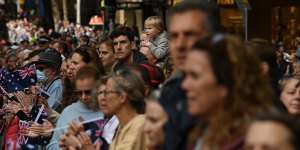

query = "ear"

[260,62,269,76]
[119,92,128,104]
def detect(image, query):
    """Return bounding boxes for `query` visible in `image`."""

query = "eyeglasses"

[75,90,93,96]
[97,90,120,96]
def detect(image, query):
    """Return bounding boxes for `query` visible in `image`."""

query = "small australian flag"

[0,64,37,93]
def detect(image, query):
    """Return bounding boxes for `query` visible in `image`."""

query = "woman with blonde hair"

[182,34,273,149]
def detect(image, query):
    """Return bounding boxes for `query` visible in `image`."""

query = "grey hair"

[109,69,146,113]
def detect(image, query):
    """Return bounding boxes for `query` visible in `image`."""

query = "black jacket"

[159,71,195,150]
[113,50,148,72]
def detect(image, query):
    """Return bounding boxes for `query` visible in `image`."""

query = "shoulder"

[59,102,78,117]
[124,115,146,132]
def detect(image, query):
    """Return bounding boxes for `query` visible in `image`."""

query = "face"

[293,63,300,76]
[113,35,133,60]
[75,78,96,105]
[144,101,168,149]
[98,43,115,69]
[97,84,110,116]
[69,53,87,79]
[52,42,60,53]
[103,78,123,115]
[280,78,300,115]
[43,67,55,80]
[169,10,209,70]
[7,56,18,71]
[144,22,160,39]
[245,121,294,150]
[182,51,225,118]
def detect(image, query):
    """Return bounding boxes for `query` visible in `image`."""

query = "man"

[47,66,104,150]
[34,49,63,110]
[110,26,148,71]
[158,1,221,150]
[97,36,116,74]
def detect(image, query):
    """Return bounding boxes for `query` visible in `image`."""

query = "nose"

[116,42,121,50]
[175,34,188,52]
[81,92,88,101]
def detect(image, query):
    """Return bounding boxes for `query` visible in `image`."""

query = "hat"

[36,49,62,70]
[37,36,52,45]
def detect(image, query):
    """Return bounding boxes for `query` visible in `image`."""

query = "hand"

[77,131,100,150]
[14,91,33,112]
[59,134,81,149]
[27,122,43,137]
[3,102,22,114]
[141,40,151,47]
[68,121,84,135]
[41,119,54,136]
[140,47,157,65]
[28,119,54,137]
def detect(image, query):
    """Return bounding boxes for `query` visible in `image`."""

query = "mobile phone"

[16,110,30,121]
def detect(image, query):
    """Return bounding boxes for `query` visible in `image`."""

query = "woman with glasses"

[182,34,272,149]
[104,69,147,150]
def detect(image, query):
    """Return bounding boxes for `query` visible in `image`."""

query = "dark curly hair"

[110,26,134,42]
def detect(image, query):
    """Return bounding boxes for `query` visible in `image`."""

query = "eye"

[287,90,296,94]
[190,71,200,80]
[169,33,178,41]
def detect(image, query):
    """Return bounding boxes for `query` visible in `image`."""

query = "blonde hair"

[145,16,164,33]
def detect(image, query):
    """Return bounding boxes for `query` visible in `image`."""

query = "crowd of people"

[1,1,300,150]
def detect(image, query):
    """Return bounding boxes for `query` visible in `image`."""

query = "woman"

[245,113,300,150]
[61,47,104,110]
[62,69,148,150]
[106,69,147,150]
[69,46,103,80]
[182,34,272,149]
[144,90,168,150]
[279,75,300,116]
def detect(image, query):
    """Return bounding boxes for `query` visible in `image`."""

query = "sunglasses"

[75,90,93,96]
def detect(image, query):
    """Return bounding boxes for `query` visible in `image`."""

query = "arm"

[47,85,63,110]
[149,35,169,60]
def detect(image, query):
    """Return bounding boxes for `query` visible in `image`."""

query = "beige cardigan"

[109,115,148,150]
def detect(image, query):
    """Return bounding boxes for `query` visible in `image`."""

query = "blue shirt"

[47,101,104,150]
[42,77,63,110]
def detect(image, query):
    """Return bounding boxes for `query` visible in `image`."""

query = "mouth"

[290,103,300,109]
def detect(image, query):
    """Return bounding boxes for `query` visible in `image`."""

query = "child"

[142,16,169,68]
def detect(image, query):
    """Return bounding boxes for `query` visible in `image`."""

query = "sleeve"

[149,36,169,60]
[46,111,65,150]
[47,84,63,110]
